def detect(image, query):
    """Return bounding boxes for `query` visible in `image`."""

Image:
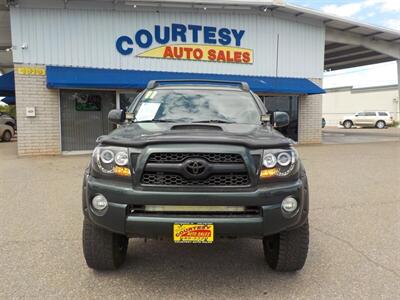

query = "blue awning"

[0,72,15,97]
[46,66,325,95]
[1,96,15,105]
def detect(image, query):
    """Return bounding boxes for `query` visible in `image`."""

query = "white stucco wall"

[10,6,324,78]
[323,85,400,126]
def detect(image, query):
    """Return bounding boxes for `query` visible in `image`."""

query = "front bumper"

[83,175,308,238]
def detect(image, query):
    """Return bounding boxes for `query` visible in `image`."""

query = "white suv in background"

[340,111,393,129]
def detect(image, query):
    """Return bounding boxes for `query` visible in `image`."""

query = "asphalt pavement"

[0,141,399,299]
[322,127,400,144]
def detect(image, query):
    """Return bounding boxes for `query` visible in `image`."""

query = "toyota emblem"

[185,159,206,176]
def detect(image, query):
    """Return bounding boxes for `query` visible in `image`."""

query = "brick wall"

[298,78,323,144]
[15,64,61,155]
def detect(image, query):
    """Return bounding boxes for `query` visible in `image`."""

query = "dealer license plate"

[173,223,214,243]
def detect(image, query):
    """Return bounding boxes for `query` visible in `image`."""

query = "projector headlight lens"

[263,153,277,168]
[115,151,129,166]
[277,152,291,166]
[100,149,114,164]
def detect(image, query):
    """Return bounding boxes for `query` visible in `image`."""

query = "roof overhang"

[46,66,325,94]
[0,70,14,96]
[259,2,400,70]
[0,95,14,105]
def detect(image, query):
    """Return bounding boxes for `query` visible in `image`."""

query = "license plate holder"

[173,223,214,243]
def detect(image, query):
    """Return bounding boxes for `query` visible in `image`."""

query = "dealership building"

[0,0,399,155]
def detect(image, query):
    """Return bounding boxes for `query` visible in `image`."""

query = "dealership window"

[258,95,299,142]
[60,90,116,151]
[75,94,102,111]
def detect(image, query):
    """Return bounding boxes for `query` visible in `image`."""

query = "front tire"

[82,218,128,270]
[1,130,12,142]
[263,221,309,272]
[343,120,353,129]
[375,120,385,129]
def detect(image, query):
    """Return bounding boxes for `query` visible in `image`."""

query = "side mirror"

[272,111,289,128]
[108,109,126,124]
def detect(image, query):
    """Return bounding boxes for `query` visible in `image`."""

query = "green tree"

[0,105,16,118]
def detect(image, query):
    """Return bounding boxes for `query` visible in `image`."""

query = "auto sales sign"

[116,23,253,64]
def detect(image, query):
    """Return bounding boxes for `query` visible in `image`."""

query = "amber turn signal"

[260,168,278,178]
[113,166,131,177]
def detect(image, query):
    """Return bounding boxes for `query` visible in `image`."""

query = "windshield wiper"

[135,119,177,123]
[192,120,234,124]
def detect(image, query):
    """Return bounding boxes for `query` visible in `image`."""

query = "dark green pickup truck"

[82,80,309,272]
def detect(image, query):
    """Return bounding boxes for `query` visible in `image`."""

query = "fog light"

[92,194,108,211]
[281,197,298,213]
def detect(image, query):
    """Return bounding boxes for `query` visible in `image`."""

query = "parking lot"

[0,140,399,299]
[322,127,400,144]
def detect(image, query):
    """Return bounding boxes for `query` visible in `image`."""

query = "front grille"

[147,152,243,164]
[141,152,249,187]
[142,172,250,186]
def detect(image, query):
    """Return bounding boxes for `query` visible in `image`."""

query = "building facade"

[10,1,325,155]
[323,85,400,126]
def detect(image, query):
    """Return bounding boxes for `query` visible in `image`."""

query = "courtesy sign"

[116,23,253,64]
[173,223,214,243]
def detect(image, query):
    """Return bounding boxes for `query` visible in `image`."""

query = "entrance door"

[60,90,116,151]
[258,95,299,141]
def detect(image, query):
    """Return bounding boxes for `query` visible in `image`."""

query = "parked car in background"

[0,112,16,131]
[340,111,393,129]
[0,124,14,142]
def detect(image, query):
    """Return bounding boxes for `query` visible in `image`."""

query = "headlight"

[277,152,291,166]
[115,151,129,166]
[100,149,115,164]
[92,146,131,177]
[263,153,277,168]
[260,148,298,179]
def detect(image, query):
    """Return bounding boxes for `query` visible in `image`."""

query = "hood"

[97,122,291,149]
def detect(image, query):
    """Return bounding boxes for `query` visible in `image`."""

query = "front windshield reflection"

[130,89,261,124]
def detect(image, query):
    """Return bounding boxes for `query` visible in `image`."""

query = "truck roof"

[152,84,246,91]
[146,79,250,91]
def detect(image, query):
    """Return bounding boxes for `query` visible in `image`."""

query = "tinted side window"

[378,112,388,116]
[120,92,140,111]
[365,112,376,116]
[357,112,365,116]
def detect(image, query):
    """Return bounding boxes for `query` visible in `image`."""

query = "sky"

[289,0,399,89]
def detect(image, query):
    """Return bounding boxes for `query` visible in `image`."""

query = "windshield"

[129,88,261,124]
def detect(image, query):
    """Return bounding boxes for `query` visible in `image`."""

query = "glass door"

[60,90,116,151]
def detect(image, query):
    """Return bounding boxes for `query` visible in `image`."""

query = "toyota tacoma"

[82,80,309,272]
